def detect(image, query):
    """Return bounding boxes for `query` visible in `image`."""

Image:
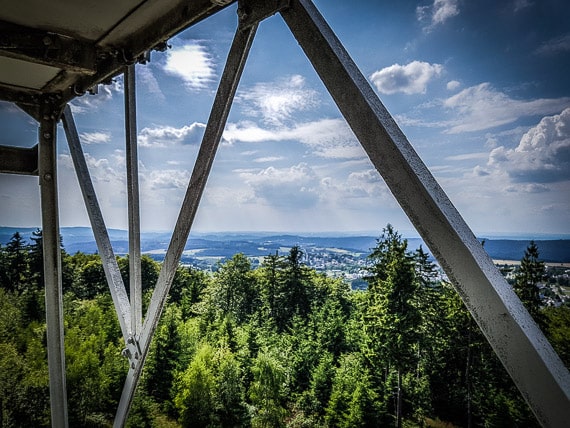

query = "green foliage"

[543,306,570,368]
[0,227,554,427]
[325,353,383,427]
[174,343,218,427]
[249,350,287,428]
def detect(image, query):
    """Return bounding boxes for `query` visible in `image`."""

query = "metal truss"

[62,17,258,428]
[1,0,568,426]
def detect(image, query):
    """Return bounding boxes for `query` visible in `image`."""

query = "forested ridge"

[1,226,568,427]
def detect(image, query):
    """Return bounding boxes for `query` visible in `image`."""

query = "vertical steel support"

[113,22,258,427]
[280,1,570,426]
[62,106,132,341]
[125,64,142,337]
[38,101,69,428]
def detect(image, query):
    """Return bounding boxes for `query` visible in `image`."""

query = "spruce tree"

[364,225,421,427]
[514,241,544,324]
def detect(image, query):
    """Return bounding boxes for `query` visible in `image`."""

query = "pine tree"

[364,225,421,427]
[4,232,29,292]
[514,241,544,324]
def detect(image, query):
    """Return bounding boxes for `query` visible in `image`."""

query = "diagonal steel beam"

[125,64,142,338]
[62,105,132,341]
[39,101,68,428]
[280,1,570,426]
[113,22,258,428]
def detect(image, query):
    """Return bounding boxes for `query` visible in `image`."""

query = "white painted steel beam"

[62,106,132,341]
[113,22,258,427]
[125,64,142,338]
[280,1,570,426]
[39,102,68,428]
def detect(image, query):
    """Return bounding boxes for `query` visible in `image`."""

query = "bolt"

[43,132,52,140]
[43,36,52,46]
[43,173,52,182]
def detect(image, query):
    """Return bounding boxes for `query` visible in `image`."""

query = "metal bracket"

[122,336,142,370]
[238,0,290,29]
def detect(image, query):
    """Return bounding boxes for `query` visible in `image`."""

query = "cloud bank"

[486,107,570,184]
[370,61,443,95]
[417,0,459,31]
[163,42,215,90]
[138,122,206,147]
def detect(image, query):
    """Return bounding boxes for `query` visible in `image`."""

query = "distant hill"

[1,227,569,263]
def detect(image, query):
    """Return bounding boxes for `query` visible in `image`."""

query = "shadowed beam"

[0,20,97,73]
[113,21,258,428]
[280,1,570,426]
[0,144,38,175]
[62,106,132,341]
[125,64,142,338]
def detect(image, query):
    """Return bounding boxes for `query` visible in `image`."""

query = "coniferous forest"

[1,226,569,427]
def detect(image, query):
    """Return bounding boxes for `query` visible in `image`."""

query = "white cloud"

[369,61,443,95]
[239,163,320,209]
[138,122,206,147]
[535,33,570,56]
[60,151,125,185]
[343,169,389,199]
[163,42,215,90]
[223,118,363,159]
[70,79,123,114]
[144,169,190,191]
[513,0,533,12]
[237,75,318,126]
[253,156,284,163]
[417,0,459,31]
[504,183,549,193]
[445,152,488,161]
[138,65,165,101]
[443,83,570,133]
[484,107,570,184]
[79,131,111,145]
[446,80,461,91]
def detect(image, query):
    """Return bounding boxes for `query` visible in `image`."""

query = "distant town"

[2,226,569,306]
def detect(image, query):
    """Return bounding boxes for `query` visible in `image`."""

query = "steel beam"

[0,82,41,106]
[237,0,289,29]
[113,21,258,428]
[0,144,38,175]
[0,20,97,74]
[124,64,142,338]
[62,106,132,341]
[280,1,570,426]
[38,101,68,428]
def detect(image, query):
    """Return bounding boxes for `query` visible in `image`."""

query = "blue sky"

[1,0,569,236]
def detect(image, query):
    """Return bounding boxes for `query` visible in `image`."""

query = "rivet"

[43,173,52,181]
[43,36,52,46]
[43,132,52,140]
